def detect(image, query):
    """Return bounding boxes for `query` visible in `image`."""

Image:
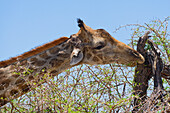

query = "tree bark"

[132,31,153,112]
[132,31,168,112]
[147,39,164,91]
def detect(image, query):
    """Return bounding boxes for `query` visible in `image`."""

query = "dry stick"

[148,39,164,91]
[147,39,165,111]
[132,31,153,112]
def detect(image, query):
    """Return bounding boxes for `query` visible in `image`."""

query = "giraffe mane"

[0,37,69,68]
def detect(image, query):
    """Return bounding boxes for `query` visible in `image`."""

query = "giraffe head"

[70,19,145,66]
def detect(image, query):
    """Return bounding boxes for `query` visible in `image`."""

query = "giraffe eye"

[95,45,105,49]
[94,42,105,49]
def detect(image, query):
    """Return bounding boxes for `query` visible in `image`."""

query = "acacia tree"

[0,17,169,113]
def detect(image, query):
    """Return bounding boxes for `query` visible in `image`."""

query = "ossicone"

[77,18,84,28]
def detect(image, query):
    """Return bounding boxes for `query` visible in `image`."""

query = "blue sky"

[0,0,169,61]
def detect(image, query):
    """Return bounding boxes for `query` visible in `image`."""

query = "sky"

[0,0,169,61]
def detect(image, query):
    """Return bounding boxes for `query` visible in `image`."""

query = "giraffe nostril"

[132,51,140,57]
[128,49,140,58]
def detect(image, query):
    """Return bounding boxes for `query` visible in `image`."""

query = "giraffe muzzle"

[129,49,145,64]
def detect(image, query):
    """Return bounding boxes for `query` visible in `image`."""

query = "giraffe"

[0,19,145,107]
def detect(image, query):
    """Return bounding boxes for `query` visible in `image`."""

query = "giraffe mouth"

[129,49,145,64]
[136,53,145,64]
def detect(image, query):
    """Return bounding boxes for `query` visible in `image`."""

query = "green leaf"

[167,49,170,54]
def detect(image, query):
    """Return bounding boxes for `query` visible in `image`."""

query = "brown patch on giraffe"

[0,75,5,81]
[102,61,107,64]
[49,47,60,54]
[49,58,63,67]
[21,84,30,93]
[103,56,109,60]
[20,60,27,66]
[0,79,11,90]
[10,89,19,97]
[92,50,97,54]
[9,65,15,70]
[15,78,26,86]
[64,45,70,50]
[92,56,100,62]
[39,52,52,60]
[32,60,46,66]
[86,53,92,59]
[12,74,20,78]
[39,52,48,58]
[57,53,70,58]
[109,59,114,62]
[30,57,38,62]
[96,29,119,44]
[0,37,69,68]
[84,38,88,42]
[97,54,103,59]
[117,44,124,50]
[0,70,4,75]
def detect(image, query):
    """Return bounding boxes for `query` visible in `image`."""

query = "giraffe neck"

[0,38,73,106]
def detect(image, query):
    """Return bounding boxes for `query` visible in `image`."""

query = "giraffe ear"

[70,47,84,66]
